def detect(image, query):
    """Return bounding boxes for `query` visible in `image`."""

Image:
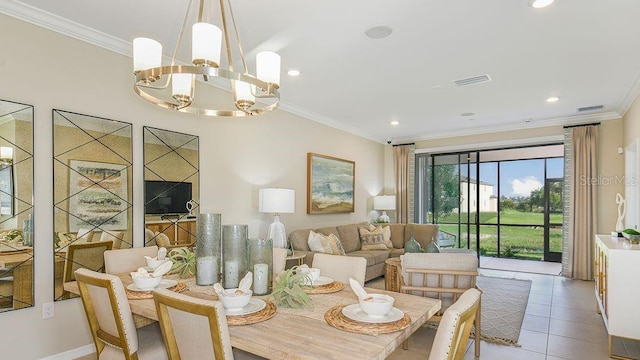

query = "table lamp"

[259,188,295,248]
[373,195,396,223]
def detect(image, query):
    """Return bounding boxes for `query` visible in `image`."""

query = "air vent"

[577,105,605,112]
[453,74,492,87]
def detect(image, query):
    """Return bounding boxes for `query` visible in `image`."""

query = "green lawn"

[437,209,563,261]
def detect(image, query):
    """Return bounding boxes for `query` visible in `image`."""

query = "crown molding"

[393,111,622,144]
[0,0,634,146]
[619,68,640,117]
[0,0,131,56]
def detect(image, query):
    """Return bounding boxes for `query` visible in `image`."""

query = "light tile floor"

[388,268,640,360]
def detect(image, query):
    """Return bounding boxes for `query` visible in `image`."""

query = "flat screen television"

[145,180,193,215]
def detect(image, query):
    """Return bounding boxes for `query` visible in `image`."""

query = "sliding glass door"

[416,144,564,262]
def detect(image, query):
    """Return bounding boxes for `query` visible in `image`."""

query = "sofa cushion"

[370,224,393,248]
[308,230,333,253]
[358,226,389,251]
[347,250,390,267]
[289,229,312,251]
[389,224,405,249]
[336,224,363,253]
[389,248,405,258]
[308,231,346,255]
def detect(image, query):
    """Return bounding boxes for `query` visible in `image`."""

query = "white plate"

[127,279,178,292]
[313,276,334,286]
[341,304,404,323]
[225,298,266,316]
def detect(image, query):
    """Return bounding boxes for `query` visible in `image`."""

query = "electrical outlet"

[42,302,54,319]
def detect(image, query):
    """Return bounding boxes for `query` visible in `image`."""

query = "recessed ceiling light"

[461,112,475,117]
[529,0,554,8]
[546,96,560,103]
[390,120,399,126]
[365,26,393,39]
[287,69,300,77]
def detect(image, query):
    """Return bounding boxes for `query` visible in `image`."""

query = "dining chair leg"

[403,338,408,350]
[474,298,481,358]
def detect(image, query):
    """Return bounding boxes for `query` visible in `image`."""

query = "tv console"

[146,218,196,247]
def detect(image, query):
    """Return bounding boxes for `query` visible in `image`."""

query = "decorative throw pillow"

[359,226,389,250]
[325,233,346,255]
[308,230,332,253]
[155,232,171,248]
[374,225,393,249]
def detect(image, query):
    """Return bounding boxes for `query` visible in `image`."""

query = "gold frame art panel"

[307,153,355,214]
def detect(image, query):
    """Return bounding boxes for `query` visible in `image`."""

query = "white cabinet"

[594,234,640,356]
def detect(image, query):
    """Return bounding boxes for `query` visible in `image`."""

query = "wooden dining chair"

[272,248,288,277]
[75,268,168,360]
[104,245,159,275]
[61,241,113,300]
[153,288,252,360]
[428,288,482,360]
[400,252,480,357]
[312,253,367,285]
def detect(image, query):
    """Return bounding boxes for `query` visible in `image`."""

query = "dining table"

[65,273,441,360]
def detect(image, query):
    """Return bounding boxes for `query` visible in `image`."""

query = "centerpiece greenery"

[168,247,196,278]
[270,265,312,308]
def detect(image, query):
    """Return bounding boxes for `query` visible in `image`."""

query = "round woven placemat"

[126,282,188,300]
[305,281,345,294]
[324,304,411,335]
[226,300,277,326]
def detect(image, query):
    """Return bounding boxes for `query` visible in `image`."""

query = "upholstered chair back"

[312,253,367,286]
[104,245,159,275]
[63,241,113,283]
[428,288,481,360]
[153,288,235,360]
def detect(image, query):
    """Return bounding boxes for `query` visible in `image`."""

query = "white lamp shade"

[234,80,255,103]
[192,22,222,66]
[0,147,13,160]
[133,37,162,72]
[259,188,295,213]
[256,51,281,86]
[374,195,396,211]
[172,73,193,98]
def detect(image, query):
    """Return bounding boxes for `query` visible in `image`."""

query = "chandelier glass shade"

[132,0,281,116]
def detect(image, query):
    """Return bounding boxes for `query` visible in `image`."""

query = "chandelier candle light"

[259,188,295,249]
[132,0,281,116]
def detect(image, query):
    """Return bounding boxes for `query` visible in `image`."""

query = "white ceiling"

[3,0,640,144]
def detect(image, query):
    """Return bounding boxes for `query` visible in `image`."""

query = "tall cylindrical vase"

[248,238,273,295]
[195,214,221,285]
[222,224,248,289]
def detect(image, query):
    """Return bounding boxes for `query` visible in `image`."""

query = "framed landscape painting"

[307,153,355,214]
[68,160,127,231]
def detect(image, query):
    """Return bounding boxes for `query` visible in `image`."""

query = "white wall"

[0,15,384,359]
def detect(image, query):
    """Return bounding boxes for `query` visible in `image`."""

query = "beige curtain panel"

[393,144,415,224]
[566,125,598,280]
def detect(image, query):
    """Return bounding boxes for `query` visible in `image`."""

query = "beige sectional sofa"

[288,222,439,282]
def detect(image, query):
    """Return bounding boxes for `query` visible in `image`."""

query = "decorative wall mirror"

[0,99,34,312]
[143,127,199,248]
[53,110,132,301]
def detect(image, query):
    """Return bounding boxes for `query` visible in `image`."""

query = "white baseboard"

[39,344,95,360]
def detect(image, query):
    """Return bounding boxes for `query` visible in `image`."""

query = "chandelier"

[132,0,281,116]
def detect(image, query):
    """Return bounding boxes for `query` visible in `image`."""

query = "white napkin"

[157,247,167,261]
[238,272,253,294]
[151,260,173,277]
[213,283,226,297]
[349,278,371,301]
[130,267,150,280]
[298,264,309,271]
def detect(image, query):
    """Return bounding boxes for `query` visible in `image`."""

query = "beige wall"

[397,120,625,235]
[0,15,384,359]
